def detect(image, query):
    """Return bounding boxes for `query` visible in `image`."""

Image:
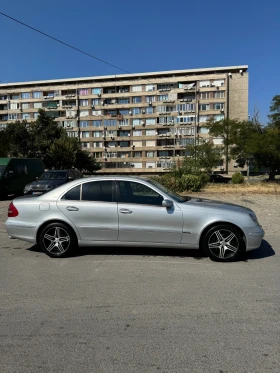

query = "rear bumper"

[243,225,265,251]
[5,220,37,244]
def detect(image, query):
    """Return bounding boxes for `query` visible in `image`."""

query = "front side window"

[62,185,81,200]
[82,180,113,202]
[118,181,163,206]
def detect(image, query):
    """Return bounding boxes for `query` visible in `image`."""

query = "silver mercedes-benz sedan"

[5,176,264,262]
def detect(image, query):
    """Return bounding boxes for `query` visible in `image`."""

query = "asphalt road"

[0,197,279,373]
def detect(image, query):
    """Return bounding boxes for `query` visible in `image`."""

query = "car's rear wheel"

[39,222,77,258]
[202,224,245,262]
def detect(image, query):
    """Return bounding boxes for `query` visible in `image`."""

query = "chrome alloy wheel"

[208,229,239,260]
[43,227,70,254]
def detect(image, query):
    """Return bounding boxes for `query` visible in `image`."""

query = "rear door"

[57,179,118,241]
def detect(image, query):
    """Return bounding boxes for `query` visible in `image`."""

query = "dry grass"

[202,182,280,194]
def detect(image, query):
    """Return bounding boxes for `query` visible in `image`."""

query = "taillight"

[8,202,19,217]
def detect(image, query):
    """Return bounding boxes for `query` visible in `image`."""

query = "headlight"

[24,185,31,192]
[249,213,259,225]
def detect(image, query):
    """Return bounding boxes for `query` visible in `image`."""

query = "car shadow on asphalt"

[27,239,275,262]
[243,239,275,261]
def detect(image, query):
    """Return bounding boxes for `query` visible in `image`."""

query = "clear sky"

[0,0,279,123]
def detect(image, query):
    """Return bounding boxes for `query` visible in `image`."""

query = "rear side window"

[62,185,81,200]
[82,181,113,202]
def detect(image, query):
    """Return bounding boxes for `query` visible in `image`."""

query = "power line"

[0,11,131,74]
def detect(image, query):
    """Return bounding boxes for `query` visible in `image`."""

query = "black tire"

[38,222,77,258]
[202,224,245,262]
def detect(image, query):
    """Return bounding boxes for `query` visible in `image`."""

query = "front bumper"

[243,225,265,251]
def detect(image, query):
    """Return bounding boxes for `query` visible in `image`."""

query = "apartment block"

[0,66,248,174]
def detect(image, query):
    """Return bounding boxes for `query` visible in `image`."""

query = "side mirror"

[162,199,173,208]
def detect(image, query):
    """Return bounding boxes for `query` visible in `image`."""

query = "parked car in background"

[0,158,44,198]
[24,169,82,195]
[6,176,264,262]
[209,174,232,184]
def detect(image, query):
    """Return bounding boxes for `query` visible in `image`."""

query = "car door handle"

[119,208,132,214]
[66,206,79,211]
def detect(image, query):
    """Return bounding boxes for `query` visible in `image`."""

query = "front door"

[57,180,118,241]
[117,180,183,243]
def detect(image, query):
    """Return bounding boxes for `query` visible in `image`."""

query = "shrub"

[232,172,245,184]
[151,173,208,192]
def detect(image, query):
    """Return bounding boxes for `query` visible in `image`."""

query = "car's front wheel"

[202,224,245,262]
[38,222,77,258]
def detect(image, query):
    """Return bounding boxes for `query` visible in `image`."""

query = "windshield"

[39,171,67,180]
[0,165,6,177]
[148,179,191,203]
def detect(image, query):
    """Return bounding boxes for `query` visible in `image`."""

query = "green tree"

[207,118,240,173]
[0,130,9,157]
[4,120,34,157]
[183,141,222,174]
[48,137,79,169]
[268,95,280,129]
[75,149,101,174]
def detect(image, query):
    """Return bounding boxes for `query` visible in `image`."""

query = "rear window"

[82,181,113,202]
[61,185,81,200]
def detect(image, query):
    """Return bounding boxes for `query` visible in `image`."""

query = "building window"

[93,152,102,158]
[157,95,168,101]
[146,118,156,125]
[199,104,210,111]
[22,113,30,120]
[92,88,101,95]
[80,110,89,117]
[199,115,209,123]
[199,127,209,134]
[132,96,142,103]
[67,132,77,138]
[146,140,156,147]
[214,91,225,98]
[22,103,30,109]
[145,96,156,103]
[145,107,154,114]
[214,114,224,122]
[213,103,224,110]
[119,109,130,115]
[11,94,20,100]
[93,142,103,148]
[146,84,156,91]
[104,119,117,127]
[22,92,31,99]
[199,81,210,88]
[146,151,156,157]
[80,99,89,106]
[34,113,39,119]
[120,141,130,147]
[132,119,141,126]
[33,91,42,98]
[81,131,90,138]
[213,79,225,87]
[146,129,156,136]
[132,108,141,115]
[132,85,142,92]
[80,121,89,127]
[93,131,102,138]
[79,89,89,95]
[34,102,43,109]
[118,119,129,126]
[133,151,141,158]
[91,99,100,106]
[92,110,102,116]
[200,92,210,99]
[10,103,20,110]
[133,130,142,136]
[176,116,195,124]
[118,98,130,104]
[93,120,102,127]
[82,142,90,148]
